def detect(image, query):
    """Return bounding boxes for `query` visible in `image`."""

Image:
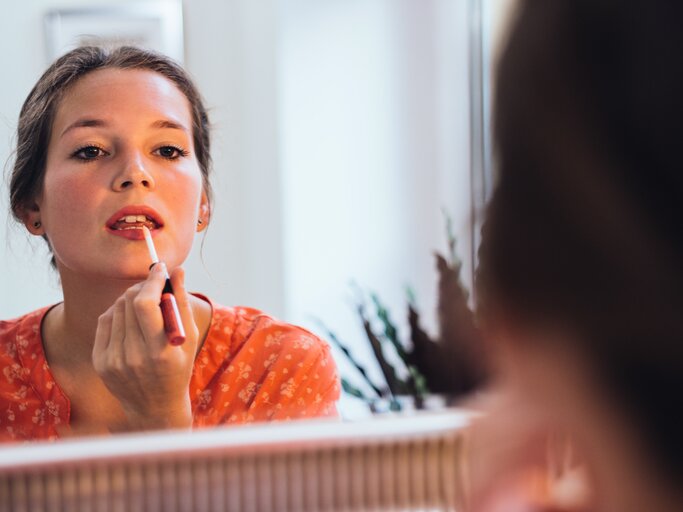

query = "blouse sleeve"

[191,307,340,426]
[240,323,340,422]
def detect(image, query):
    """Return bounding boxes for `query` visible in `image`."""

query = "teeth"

[119,215,154,224]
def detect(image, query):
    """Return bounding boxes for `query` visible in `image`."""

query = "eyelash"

[71,144,109,161]
[154,145,189,160]
[70,145,189,162]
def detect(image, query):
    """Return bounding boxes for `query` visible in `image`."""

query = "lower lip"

[106,227,159,240]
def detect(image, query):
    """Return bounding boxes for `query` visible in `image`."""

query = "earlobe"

[25,220,44,236]
[22,203,44,236]
[196,196,210,232]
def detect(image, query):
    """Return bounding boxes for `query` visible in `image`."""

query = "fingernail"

[154,262,166,273]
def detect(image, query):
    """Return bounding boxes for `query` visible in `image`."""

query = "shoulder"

[207,301,332,360]
[201,302,339,420]
[1,310,37,333]
[0,307,57,442]
[234,305,329,356]
[1,308,48,356]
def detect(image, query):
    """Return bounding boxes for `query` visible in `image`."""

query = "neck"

[45,267,144,366]
[43,265,212,370]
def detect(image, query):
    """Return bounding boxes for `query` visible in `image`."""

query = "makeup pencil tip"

[141,226,159,266]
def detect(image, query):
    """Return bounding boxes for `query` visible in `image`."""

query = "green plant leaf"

[371,293,410,364]
[313,318,385,398]
[357,302,409,397]
[389,398,402,411]
[341,378,369,400]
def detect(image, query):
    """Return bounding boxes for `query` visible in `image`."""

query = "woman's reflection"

[0,46,339,441]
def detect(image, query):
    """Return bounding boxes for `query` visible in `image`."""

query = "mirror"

[0,0,515,436]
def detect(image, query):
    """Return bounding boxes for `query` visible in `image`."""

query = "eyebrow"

[60,118,190,138]
[60,118,107,137]
[150,119,190,133]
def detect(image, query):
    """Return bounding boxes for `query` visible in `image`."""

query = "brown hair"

[477,0,683,482]
[10,45,212,226]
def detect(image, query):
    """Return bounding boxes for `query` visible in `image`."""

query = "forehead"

[53,68,192,129]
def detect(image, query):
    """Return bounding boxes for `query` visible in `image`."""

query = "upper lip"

[105,205,165,229]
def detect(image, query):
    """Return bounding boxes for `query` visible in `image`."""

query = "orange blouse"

[0,297,339,442]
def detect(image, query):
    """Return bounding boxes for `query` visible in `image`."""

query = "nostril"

[114,168,154,191]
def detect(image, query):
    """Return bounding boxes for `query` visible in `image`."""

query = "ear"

[196,192,210,232]
[21,202,44,236]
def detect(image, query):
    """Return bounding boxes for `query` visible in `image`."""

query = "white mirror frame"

[44,0,184,65]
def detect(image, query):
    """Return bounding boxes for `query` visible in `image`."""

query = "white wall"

[278,0,472,398]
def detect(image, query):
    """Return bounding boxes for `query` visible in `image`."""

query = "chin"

[59,261,151,283]
[109,265,153,282]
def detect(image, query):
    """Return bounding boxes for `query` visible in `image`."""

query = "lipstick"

[141,226,186,346]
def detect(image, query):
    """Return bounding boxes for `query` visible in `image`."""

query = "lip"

[105,205,164,240]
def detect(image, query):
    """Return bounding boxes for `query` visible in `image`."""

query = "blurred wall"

[278,0,472,400]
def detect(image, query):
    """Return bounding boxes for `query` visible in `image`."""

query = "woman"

[1,46,339,441]
[471,1,682,511]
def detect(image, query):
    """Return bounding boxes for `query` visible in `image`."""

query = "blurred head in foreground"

[474,1,683,510]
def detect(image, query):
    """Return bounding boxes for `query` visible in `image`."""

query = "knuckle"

[149,350,172,367]
[106,354,121,371]
[133,296,155,311]
[124,288,139,301]
[111,360,127,376]
[95,362,114,379]
[125,354,145,371]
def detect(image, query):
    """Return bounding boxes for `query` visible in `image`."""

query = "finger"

[124,285,146,359]
[93,308,114,370]
[133,261,170,349]
[107,297,127,371]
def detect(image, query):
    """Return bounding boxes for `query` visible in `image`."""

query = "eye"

[72,145,108,161]
[155,145,189,160]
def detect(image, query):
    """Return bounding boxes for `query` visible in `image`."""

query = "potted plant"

[318,217,489,412]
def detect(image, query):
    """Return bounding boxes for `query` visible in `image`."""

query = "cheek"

[169,166,204,216]
[41,170,102,227]
[158,170,204,262]
[172,186,202,241]
[41,179,102,269]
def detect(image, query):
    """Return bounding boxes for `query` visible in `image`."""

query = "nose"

[111,153,155,191]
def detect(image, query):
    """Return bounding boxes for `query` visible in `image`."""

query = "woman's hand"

[92,263,199,432]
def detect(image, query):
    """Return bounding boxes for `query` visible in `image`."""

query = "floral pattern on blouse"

[0,297,339,442]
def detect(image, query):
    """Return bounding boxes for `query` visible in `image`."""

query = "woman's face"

[35,68,208,280]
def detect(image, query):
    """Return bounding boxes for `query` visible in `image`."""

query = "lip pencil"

[141,226,186,346]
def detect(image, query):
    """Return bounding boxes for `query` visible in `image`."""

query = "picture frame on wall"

[44,0,184,64]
